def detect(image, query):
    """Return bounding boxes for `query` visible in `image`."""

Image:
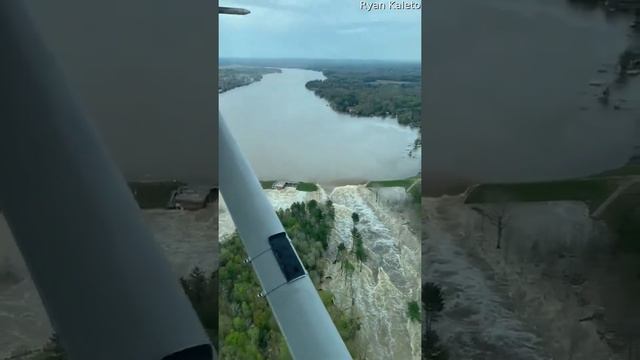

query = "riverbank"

[219,60,421,137]
[220,67,420,183]
[303,63,421,131]
[218,66,281,93]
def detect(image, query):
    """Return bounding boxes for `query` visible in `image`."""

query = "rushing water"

[423,197,551,360]
[327,186,421,360]
[0,209,217,357]
[219,186,422,360]
[423,0,640,193]
[219,68,421,184]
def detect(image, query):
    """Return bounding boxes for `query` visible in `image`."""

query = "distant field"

[465,178,619,210]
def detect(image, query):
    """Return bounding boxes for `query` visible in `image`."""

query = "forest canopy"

[218,200,361,359]
[305,64,421,136]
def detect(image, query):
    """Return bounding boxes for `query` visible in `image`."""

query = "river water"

[24,0,218,185]
[219,68,421,184]
[423,0,640,194]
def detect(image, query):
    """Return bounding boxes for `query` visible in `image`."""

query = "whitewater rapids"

[219,185,421,359]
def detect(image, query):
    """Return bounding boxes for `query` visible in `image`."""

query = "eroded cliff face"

[424,195,640,360]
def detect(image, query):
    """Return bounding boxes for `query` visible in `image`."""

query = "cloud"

[336,27,368,34]
[219,0,421,60]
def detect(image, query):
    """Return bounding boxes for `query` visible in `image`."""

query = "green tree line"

[218,200,361,359]
[305,67,421,138]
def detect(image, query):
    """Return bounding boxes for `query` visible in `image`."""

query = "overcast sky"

[219,0,421,61]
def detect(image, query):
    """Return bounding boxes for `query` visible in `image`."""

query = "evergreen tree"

[351,212,360,224]
[422,282,444,332]
[407,300,421,322]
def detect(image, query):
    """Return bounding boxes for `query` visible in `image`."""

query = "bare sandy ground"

[0,203,218,358]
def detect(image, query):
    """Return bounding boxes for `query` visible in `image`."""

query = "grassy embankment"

[465,178,617,211]
[465,164,640,207]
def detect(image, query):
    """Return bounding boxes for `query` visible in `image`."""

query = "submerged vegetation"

[219,200,361,359]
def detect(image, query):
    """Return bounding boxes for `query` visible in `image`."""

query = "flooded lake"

[24,0,218,185]
[219,68,421,184]
[423,0,640,193]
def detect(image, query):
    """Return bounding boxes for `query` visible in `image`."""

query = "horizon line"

[219,56,421,63]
